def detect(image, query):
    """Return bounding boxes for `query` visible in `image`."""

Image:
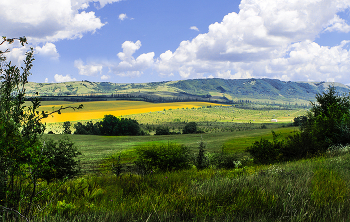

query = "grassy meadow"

[28,99,349,221]
[31,146,350,221]
[44,126,298,173]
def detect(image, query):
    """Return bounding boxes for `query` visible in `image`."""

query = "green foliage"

[110,155,123,177]
[248,86,350,164]
[39,137,81,183]
[0,38,83,221]
[74,121,100,135]
[134,143,191,173]
[246,131,284,164]
[155,125,170,135]
[63,121,72,134]
[193,141,209,170]
[74,115,142,136]
[183,121,198,134]
[293,115,307,127]
[209,145,241,169]
[100,115,142,136]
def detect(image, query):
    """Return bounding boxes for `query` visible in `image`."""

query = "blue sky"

[1,0,350,84]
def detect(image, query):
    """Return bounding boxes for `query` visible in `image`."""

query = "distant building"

[271,119,278,122]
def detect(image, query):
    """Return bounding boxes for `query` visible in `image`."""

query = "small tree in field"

[183,122,197,134]
[0,37,83,221]
[63,121,72,134]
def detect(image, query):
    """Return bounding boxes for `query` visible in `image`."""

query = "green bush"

[134,143,191,173]
[211,153,240,169]
[246,131,284,164]
[183,122,198,134]
[155,125,170,135]
[39,137,82,183]
[248,86,350,164]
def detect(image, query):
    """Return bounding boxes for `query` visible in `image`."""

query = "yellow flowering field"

[35,101,226,123]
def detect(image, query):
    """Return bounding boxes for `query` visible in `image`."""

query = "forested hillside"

[25,78,350,104]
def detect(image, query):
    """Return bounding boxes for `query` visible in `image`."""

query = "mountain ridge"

[25,78,350,104]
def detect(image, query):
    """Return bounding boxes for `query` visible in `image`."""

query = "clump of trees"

[247,86,350,164]
[74,114,144,136]
[155,125,170,135]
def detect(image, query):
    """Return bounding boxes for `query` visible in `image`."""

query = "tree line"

[72,115,144,136]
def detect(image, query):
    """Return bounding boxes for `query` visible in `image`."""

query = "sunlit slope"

[25,78,350,104]
[35,101,225,123]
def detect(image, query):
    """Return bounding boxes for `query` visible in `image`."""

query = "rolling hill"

[25,78,350,104]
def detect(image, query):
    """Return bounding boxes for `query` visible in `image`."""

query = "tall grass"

[19,147,350,222]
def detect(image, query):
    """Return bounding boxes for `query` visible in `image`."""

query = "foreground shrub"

[40,137,82,184]
[248,86,350,164]
[134,143,191,173]
[246,131,284,164]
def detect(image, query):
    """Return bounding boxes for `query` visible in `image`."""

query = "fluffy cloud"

[119,13,128,21]
[154,0,350,82]
[0,0,122,43]
[190,26,199,31]
[324,15,350,33]
[263,40,350,83]
[74,59,103,76]
[35,43,59,60]
[54,74,77,82]
[112,40,155,77]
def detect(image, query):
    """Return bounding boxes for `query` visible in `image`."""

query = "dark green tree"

[63,121,72,134]
[183,122,198,134]
[247,86,350,163]
[305,86,350,152]
[155,125,170,135]
[194,141,209,170]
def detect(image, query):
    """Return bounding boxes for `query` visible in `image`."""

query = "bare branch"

[39,105,84,121]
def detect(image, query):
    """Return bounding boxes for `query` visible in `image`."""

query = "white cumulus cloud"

[74,59,103,76]
[35,43,59,60]
[324,15,350,33]
[0,0,119,44]
[154,0,350,82]
[112,40,155,77]
[54,74,77,82]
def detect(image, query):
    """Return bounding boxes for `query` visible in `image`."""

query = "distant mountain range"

[26,78,350,104]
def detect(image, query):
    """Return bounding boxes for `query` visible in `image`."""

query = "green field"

[43,102,307,134]
[17,99,350,221]
[41,100,305,172]
[44,126,298,173]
